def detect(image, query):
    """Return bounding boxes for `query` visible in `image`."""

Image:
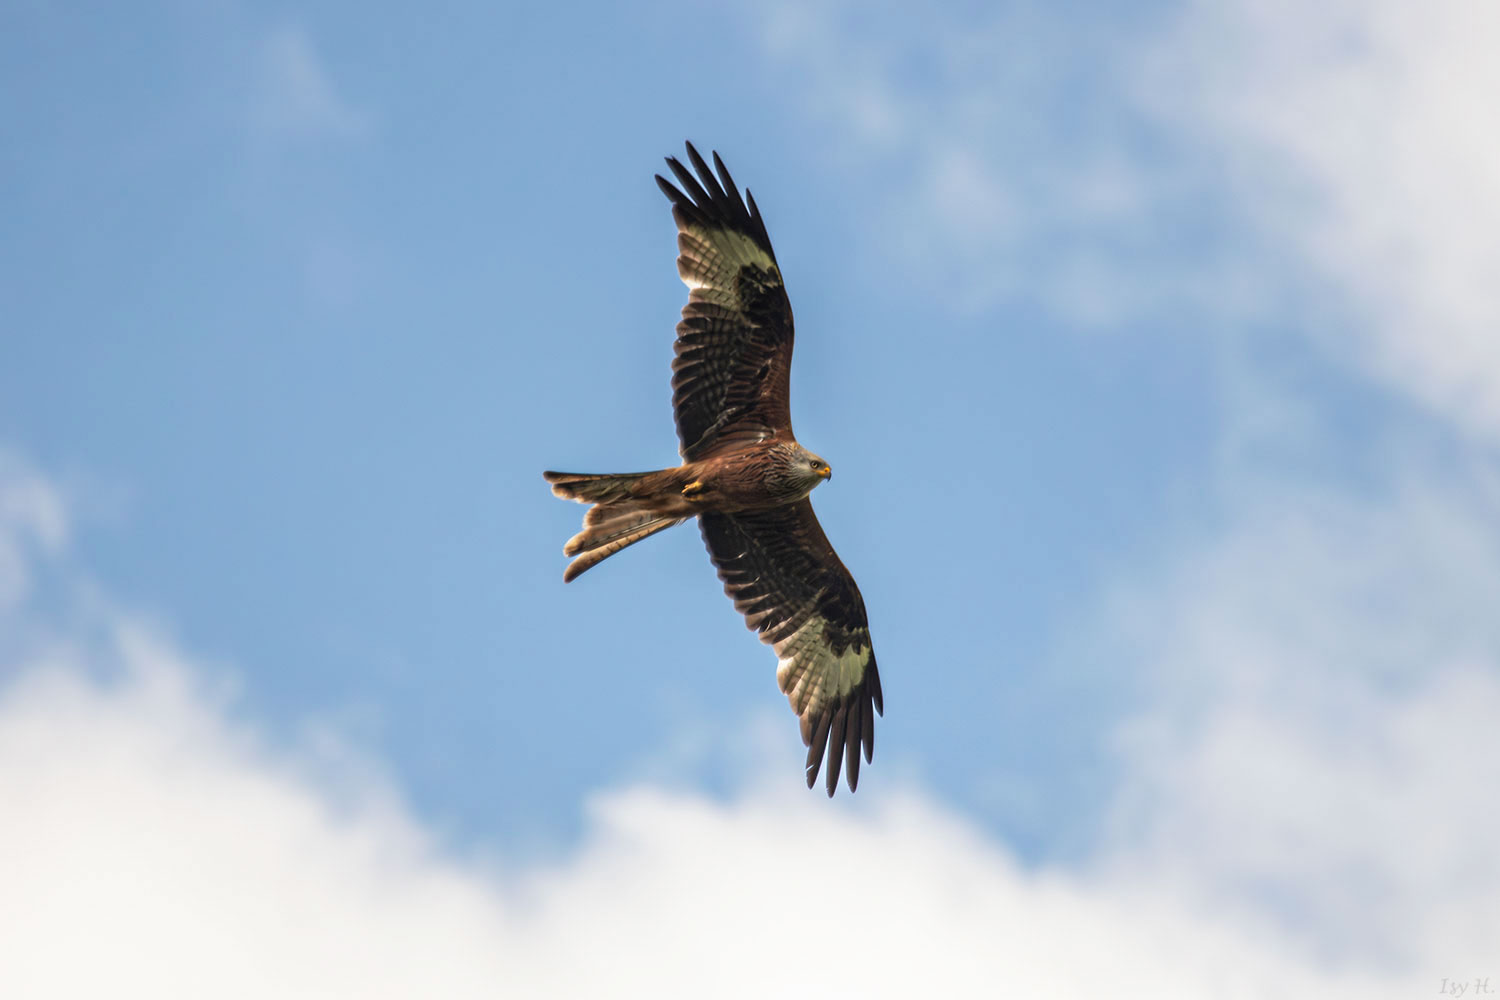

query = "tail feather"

[543,470,686,582]
[563,512,685,582]
[544,470,652,504]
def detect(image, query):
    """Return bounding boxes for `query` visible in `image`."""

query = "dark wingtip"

[655,143,776,261]
[665,153,709,206]
[684,143,718,195]
[846,711,862,791]
[798,666,885,796]
[825,708,847,796]
[804,714,831,792]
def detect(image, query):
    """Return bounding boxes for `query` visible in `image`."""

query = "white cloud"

[1140,0,1500,438]
[0,635,1392,1000]
[1098,464,1500,972]
[759,0,1500,442]
[1116,666,1500,967]
[0,452,1459,999]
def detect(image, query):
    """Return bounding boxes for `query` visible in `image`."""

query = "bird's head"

[792,444,832,490]
[809,453,832,484]
[767,442,833,502]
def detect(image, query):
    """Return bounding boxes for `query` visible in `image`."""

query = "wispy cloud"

[0,452,67,612]
[751,2,1253,323]
[251,24,370,142]
[761,0,1500,437]
[242,22,374,308]
[1140,0,1500,439]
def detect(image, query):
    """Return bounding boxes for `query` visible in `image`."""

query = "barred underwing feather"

[699,503,882,796]
[656,142,795,461]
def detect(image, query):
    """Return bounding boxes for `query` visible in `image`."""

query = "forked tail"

[543,470,686,582]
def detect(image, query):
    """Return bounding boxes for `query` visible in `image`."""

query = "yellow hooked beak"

[819,465,832,481]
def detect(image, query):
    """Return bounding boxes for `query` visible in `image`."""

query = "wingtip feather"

[825,707,847,795]
[861,692,875,764]
[846,711,862,790]
[685,143,720,198]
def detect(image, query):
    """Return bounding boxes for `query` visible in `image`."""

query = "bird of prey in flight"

[545,143,882,796]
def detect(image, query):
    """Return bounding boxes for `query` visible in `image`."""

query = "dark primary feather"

[656,143,796,461]
[699,503,883,796]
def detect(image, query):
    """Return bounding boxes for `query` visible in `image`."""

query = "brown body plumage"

[544,143,882,796]
[544,442,824,580]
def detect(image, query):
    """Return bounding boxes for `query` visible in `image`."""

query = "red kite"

[545,143,882,795]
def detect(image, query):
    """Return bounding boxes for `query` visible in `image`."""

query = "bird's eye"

[811,460,822,469]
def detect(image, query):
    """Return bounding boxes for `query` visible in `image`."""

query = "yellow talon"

[682,480,706,496]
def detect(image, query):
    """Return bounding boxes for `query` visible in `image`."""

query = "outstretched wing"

[699,503,883,796]
[656,143,795,461]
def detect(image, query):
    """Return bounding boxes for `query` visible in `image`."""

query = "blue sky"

[4,1,1498,995]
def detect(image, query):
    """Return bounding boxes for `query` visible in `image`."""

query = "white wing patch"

[710,227,777,272]
[774,615,871,717]
[677,227,779,301]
